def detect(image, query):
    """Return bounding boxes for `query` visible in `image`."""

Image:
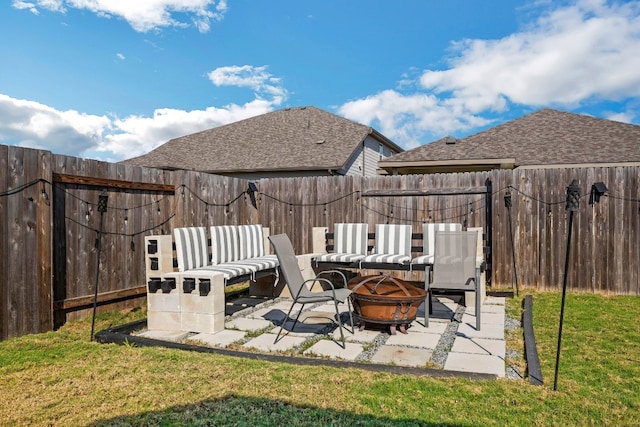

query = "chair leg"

[424,290,430,327]
[274,302,304,344]
[333,299,346,349]
[475,268,481,331]
[346,297,354,334]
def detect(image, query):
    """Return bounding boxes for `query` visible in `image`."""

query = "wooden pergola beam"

[53,173,175,192]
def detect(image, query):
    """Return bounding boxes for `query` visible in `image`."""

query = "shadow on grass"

[88,394,463,426]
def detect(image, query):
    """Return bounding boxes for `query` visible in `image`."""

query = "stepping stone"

[303,340,363,361]
[386,330,441,349]
[450,336,505,357]
[242,333,306,352]
[269,320,329,337]
[461,311,504,326]
[457,322,504,340]
[191,330,246,347]
[225,317,274,332]
[370,345,433,367]
[408,320,448,334]
[247,307,290,323]
[331,327,381,343]
[445,352,505,377]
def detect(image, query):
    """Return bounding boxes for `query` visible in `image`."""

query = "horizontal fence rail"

[1,143,639,340]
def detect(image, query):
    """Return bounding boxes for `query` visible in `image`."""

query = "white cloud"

[419,0,640,110]
[0,93,276,162]
[11,0,227,32]
[0,61,286,162]
[337,0,640,149]
[95,98,274,160]
[116,52,125,60]
[0,94,111,156]
[207,65,288,105]
[338,90,490,149]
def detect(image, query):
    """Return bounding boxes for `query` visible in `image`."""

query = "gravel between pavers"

[430,305,465,368]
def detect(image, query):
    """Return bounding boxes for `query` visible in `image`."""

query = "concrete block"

[145,235,175,281]
[262,227,271,254]
[312,227,329,254]
[181,311,225,334]
[147,310,182,332]
[147,291,181,313]
[276,252,325,297]
[179,271,225,315]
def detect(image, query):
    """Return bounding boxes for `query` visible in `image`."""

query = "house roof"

[124,106,402,174]
[380,109,640,171]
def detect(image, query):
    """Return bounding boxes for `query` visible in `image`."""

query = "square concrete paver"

[457,322,504,340]
[313,301,351,314]
[409,320,448,334]
[370,345,433,367]
[386,330,442,349]
[246,307,291,323]
[269,320,330,337]
[484,296,506,306]
[303,340,363,361]
[332,327,381,343]
[138,330,190,342]
[191,330,246,347]
[450,337,505,357]
[445,352,505,377]
[225,316,274,332]
[242,333,306,352]
[461,311,505,326]
[466,304,504,316]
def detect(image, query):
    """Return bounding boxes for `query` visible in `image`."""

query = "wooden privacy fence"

[1,144,639,340]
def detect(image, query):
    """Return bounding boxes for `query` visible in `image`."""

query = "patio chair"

[269,234,354,348]
[428,230,482,330]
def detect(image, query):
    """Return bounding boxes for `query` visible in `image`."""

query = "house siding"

[343,136,399,177]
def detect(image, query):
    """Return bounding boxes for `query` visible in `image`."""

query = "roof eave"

[379,158,516,169]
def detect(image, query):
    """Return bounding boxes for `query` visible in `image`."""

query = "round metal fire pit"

[347,275,427,334]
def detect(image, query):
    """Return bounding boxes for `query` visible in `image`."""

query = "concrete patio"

[137,293,514,378]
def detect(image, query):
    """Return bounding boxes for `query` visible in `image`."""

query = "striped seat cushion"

[174,227,209,272]
[314,252,366,263]
[210,225,240,264]
[238,224,265,260]
[229,255,279,272]
[314,223,368,263]
[412,223,462,265]
[194,263,255,281]
[410,254,434,265]
[361,224,412,265]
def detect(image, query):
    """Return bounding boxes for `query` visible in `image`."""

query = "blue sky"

[1,0,639,162]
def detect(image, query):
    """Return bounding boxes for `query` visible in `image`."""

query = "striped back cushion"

[173,227,208,272]
[238,224,264,260]
[210,225,239,264]
[373,224,412,255]
[424,223,462,256]
[334,223,369,255]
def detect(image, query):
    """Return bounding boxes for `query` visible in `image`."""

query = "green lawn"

[0,292,638,426]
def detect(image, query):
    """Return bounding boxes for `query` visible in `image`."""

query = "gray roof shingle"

[124,106,400,173]
[382,109,640,167]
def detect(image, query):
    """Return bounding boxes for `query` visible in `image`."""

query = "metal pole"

[90,190,109,341]
[553,180,580,391]
[504,190,519,296]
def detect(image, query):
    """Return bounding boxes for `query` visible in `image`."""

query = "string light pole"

[553,179,580,391]
[504,189,519,296]
[90,190,109,341]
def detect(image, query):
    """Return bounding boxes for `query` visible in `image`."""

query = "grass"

[0,292,638,426]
